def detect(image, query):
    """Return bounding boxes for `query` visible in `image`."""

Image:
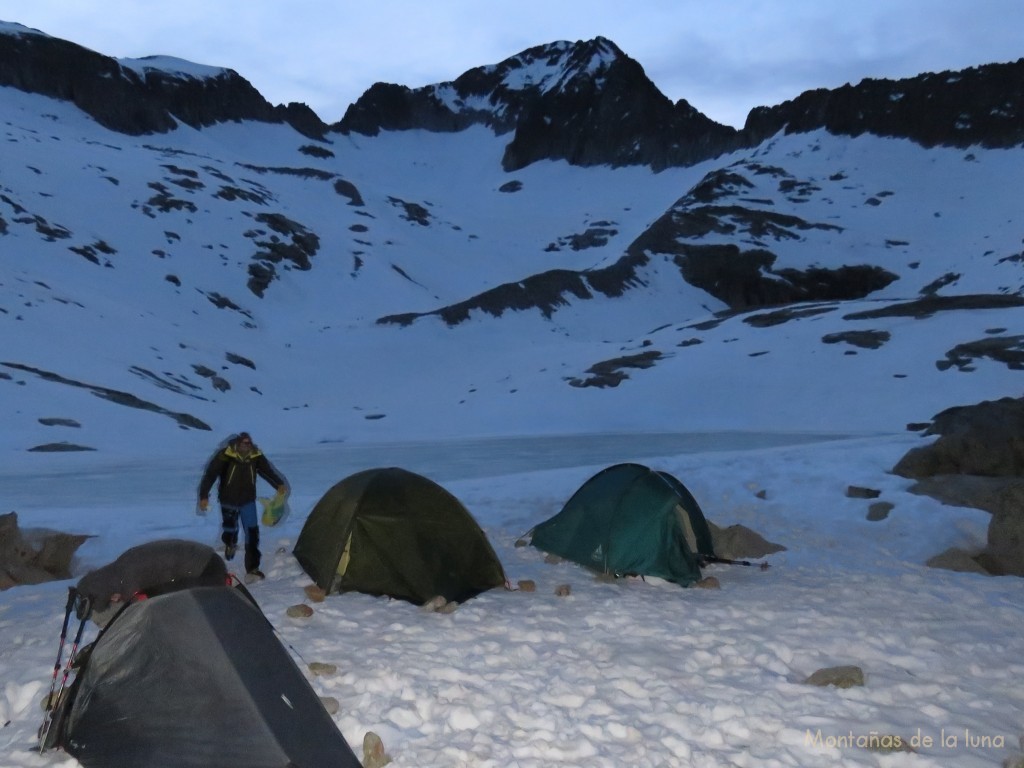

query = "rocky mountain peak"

[335,36,736,170]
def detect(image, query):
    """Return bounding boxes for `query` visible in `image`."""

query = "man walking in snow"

[198,431,287,580]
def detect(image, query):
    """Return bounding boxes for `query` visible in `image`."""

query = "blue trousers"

[221,501,260,572]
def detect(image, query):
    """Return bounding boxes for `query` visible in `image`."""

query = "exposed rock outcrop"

[6,25,1024,171]
[744,58,1024,150]
[894,396,1024,576]
[336,37,739,170]
[337,35,1024,172]
[0,512,88,589]
[0,24,327,138]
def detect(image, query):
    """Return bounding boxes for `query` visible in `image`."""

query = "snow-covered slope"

[2,25,1024,768]
[1,34,1023,466]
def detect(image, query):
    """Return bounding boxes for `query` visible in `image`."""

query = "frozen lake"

[278,430,863,484]
[2,430,867,513]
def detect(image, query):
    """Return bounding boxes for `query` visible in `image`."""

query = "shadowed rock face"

[894,396,1024,478]
[894,397,1024,578]
[335,37,739,171]
[0,26,327,138]
[336,37,1024,172]
[0,512,88,590]
[5,28,1023,165]
[743,58,1024,150]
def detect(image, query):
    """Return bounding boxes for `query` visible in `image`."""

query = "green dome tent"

[530,463,715,586]
[293,467,507,605]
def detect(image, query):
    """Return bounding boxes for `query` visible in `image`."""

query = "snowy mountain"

[1,20,1023,464]
[3,22,1024,768]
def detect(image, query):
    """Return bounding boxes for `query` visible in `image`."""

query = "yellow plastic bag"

[259,493,288,526]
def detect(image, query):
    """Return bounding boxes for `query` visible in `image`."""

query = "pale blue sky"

[2,0,1021,127]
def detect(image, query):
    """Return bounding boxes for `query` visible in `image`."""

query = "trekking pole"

[38,588,78,751]
[39,599,90,752]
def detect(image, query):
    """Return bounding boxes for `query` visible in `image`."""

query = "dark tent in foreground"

[530,463,715,586]
[53,586,361,768]
[294,467,507,605]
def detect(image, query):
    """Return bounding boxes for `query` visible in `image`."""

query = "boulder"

[894,397,1024,577]
[894,396,1024,478]
[987,485,1024,576]
[925,547,991,575]
[804,665,865,689]
[362,731,390,768]
[866,502,894,521]
[708,521,786,560]
[0,512,89,589]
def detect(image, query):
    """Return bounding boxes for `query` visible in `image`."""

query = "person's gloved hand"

[198,498,209,513]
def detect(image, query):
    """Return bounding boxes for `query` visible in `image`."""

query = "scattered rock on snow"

[362,731,390,768]
[554,583,571,596]
[421,595,448,612]
[517,579,536,592]
[866,501,894,521]
[707,521,786,560]
[695,576,721,589]
[308,662,337,677]
[286,603,314,618]
[303,584,327,602]
[320,696,340,715]
[804,664,865,688]
[846,485,881,499]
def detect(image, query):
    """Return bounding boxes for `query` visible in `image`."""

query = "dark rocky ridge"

[336,38,1024,171]
[4,24,1022,328]
[744,58,1024,150]
[0,24,327,138]
[4,25,1021,168]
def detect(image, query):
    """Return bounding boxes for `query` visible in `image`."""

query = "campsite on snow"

[1,18,1024,768]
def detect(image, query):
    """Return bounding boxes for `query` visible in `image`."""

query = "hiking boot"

[224,544,236,561]
[245,569,265,583]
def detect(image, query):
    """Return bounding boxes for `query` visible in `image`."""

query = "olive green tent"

[293,467,506,605]
[529,463,715,586]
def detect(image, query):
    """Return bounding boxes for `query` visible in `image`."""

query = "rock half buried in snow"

[707,521,786,559]
[362,731,390,768]
[308,662,337,677]
[304,583,327,602]
[804,665,865,688]
[320,696,340,715]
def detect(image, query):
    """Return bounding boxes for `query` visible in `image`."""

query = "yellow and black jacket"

[199,442,283,508]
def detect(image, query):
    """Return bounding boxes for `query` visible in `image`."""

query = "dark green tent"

[530,463,715,586]
[293,467,506,605]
